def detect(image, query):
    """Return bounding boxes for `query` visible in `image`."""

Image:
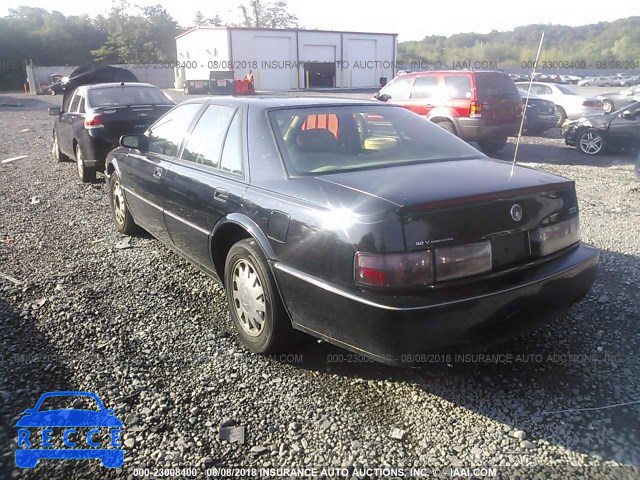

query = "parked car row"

[577,75,640,87]
[47,67,600,364]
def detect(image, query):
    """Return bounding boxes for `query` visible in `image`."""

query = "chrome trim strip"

[124,187,163,211]
[163,209,210,235]
[273,249,597,312]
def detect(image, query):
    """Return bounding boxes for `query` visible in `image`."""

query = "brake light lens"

[84,114,104,128]
[470,101,482,118]
[354,251,433,288]
[434,241,492,282]
[530,216,580,256]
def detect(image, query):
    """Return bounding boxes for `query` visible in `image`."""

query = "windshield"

[556,84,578,95]
[88,86,174,107]
[269,105,483,175]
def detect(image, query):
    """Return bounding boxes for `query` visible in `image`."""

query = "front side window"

[181,105,236,168]
[380,77,412,101]
[270,105,482,175]
[147,104,202,157]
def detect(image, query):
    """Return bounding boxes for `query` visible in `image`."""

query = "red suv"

[374,70,522,153]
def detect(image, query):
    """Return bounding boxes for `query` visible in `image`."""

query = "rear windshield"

[269,105,482,176]
[475,73,520,99]
[556,84,578,95]
[88,86,173,107]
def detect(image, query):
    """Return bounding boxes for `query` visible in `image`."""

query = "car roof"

[180,95,382,111]
[399,70,505,77]
[84,82,158,90]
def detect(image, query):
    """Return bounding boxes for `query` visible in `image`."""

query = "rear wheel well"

[211,223,252,282]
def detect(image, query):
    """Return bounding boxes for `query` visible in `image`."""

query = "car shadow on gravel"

[0,295,122,478]
[0,94,60,112]
[284,249,640,465]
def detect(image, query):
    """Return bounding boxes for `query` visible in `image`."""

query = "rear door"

[119,103,203,243]
[404,75,440,116]
[474,72,521,125]
[163,104,247,269]
[57,89,82,157]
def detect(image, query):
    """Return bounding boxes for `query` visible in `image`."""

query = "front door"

[163,105,247,269]
[119,103,203,242]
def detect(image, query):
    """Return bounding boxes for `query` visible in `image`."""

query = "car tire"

[577,128,607,155]
[555,106,567,127]
[109,174,137,235]
[51,131,69,162]
[602,100,615,113]
[583,82,590,87]
[224,238,296,354]
[434,120,457,136]
[477,137,507,155]
[76,145,96,182]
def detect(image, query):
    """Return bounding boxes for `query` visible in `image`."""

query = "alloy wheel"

[112,179,126,226]
[579,131,604,155]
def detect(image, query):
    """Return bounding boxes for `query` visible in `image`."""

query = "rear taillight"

[354,251,433,288]
[470,101,482,118]
[582,100,602,108]
[84,114,104,128]
[434,241,492,282]
[530,216,580,256]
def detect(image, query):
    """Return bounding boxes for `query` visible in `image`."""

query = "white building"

[175,27,397,91]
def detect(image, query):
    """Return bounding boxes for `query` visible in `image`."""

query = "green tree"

[239,0,298,28]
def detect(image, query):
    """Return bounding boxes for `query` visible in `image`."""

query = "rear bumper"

[456,118,520,142]
[525,114,557,132]
[79,133,117,169]
[274,244,598,364]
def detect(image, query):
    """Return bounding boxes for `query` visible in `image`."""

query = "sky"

[1,0,639,41]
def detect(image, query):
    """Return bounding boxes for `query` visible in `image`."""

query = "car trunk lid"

[316,159,578,267]
[93,105,173,142]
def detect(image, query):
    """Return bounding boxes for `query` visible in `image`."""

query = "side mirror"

[119,134,148,151]
[376,94,391,102]
[620,110,633,119]
[48,107,61,116]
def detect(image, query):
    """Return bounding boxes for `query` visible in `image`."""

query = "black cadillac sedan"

[105,97,598,364]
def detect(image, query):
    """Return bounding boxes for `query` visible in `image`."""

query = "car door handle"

[153,167,163,179]
[214,188,229,202]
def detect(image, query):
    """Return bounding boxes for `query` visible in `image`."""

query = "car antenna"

[510,32,545,182]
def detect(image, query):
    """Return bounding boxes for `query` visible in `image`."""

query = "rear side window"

[475,73,520,99]
[411,76,439,99]
[443,76,472,99]
[69,92,81,112]
[381,77,412,100]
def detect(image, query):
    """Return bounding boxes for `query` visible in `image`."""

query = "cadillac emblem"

[510,204,523,222]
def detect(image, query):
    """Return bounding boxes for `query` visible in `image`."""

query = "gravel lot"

[0,91,639,480]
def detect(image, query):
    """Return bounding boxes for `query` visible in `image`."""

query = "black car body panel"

[518,90,557,133]
[106,97,598,363]
[563,101,640,153]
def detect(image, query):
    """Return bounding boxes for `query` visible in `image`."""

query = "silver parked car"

[516,82,604,125]
[577,76,617,87]
[597,86,640,113]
